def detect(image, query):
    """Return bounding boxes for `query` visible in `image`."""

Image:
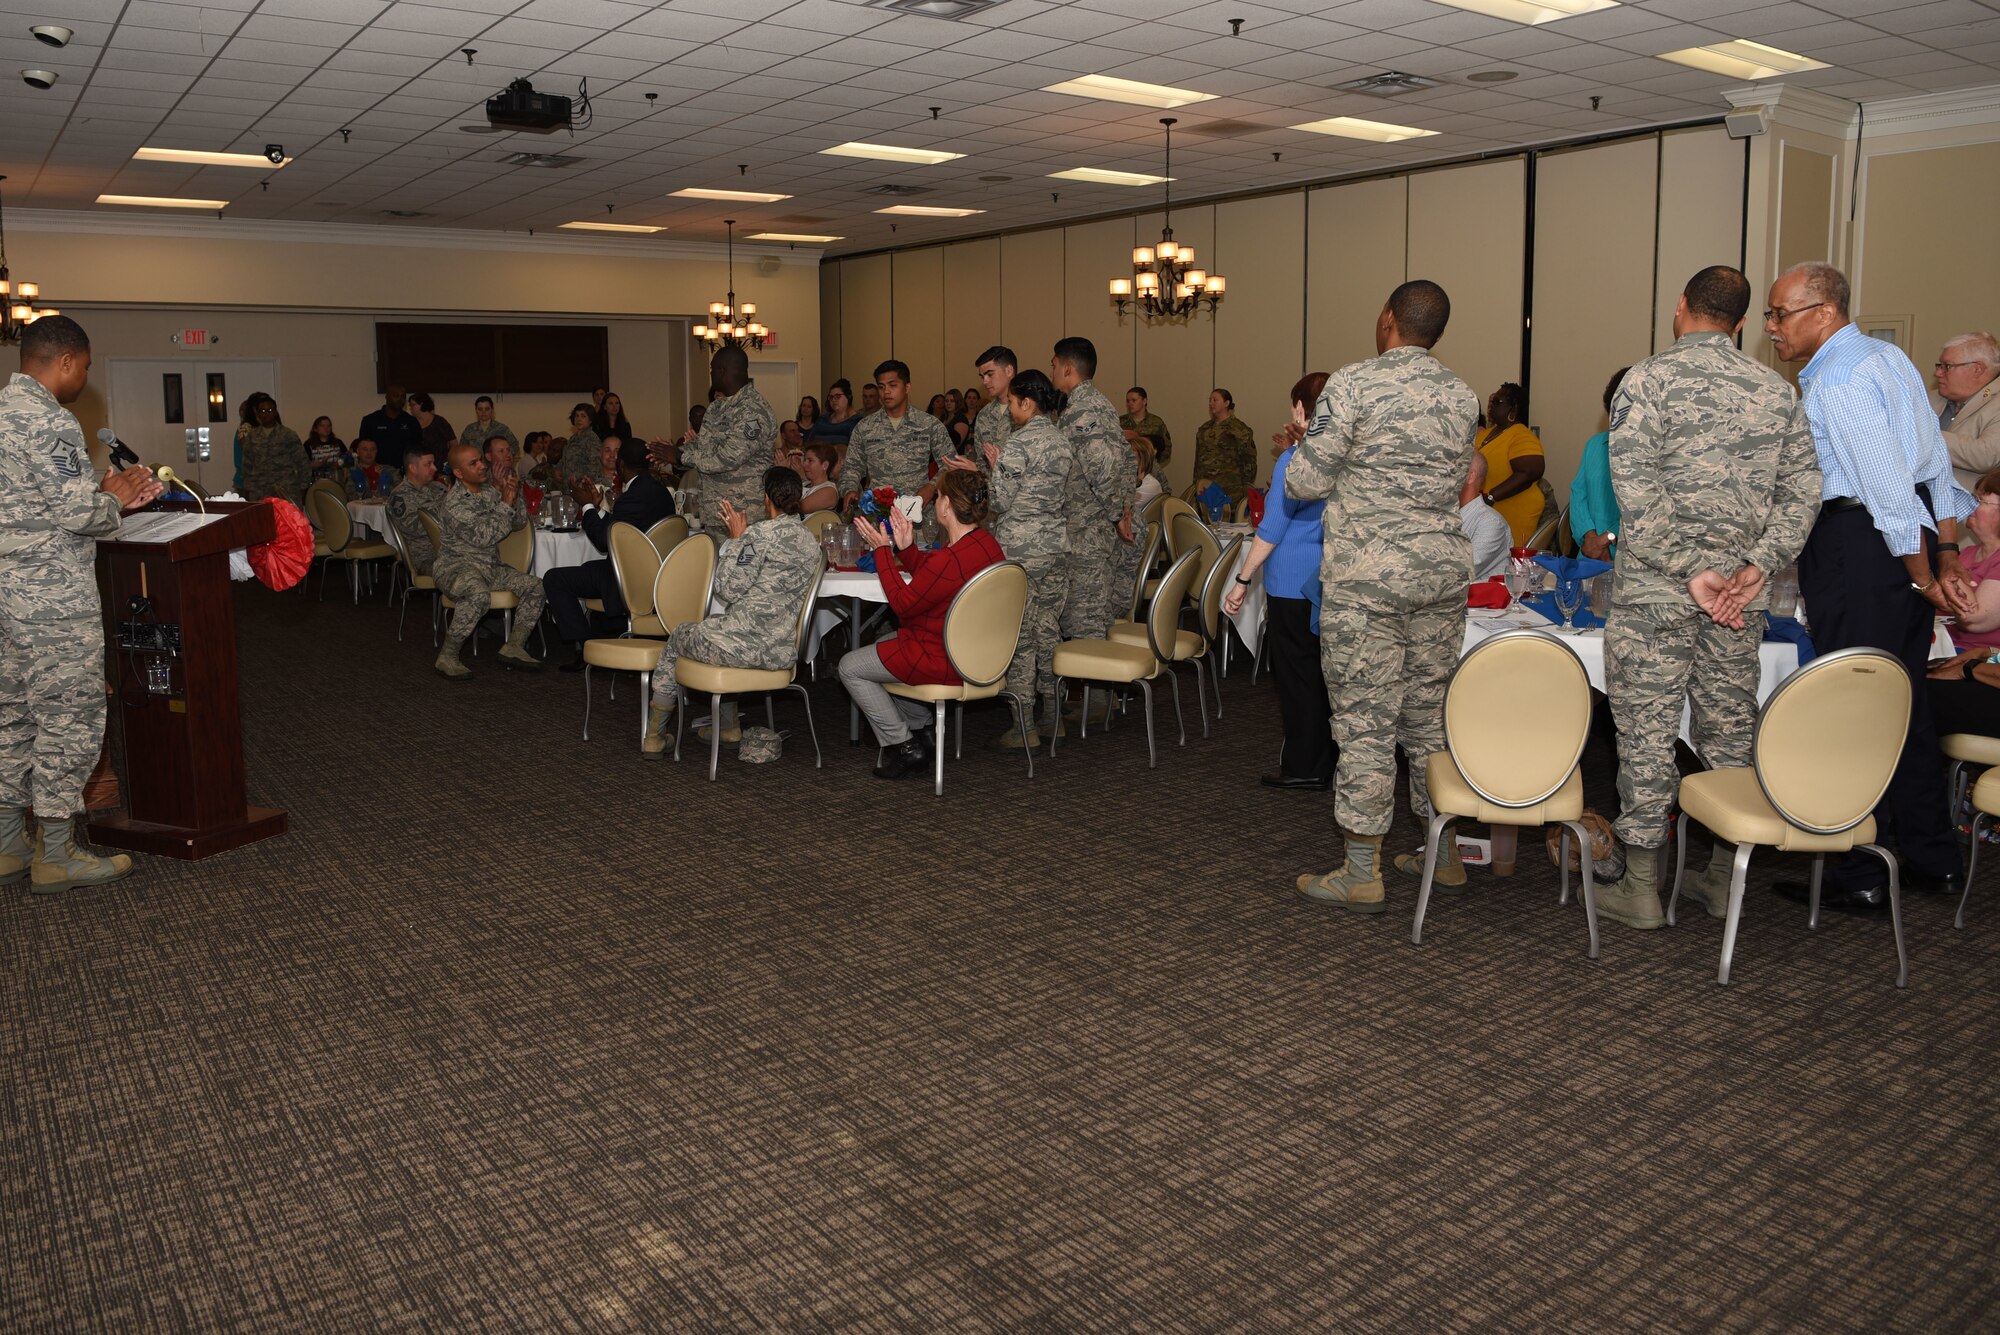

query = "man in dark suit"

[545,435,676,670]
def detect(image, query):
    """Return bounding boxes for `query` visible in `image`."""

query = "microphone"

[95,427,142,472]
[154,465,206,514]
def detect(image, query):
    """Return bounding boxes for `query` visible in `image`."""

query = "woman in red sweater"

[839,467,1006,780]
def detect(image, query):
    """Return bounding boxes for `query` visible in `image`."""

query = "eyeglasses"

[1937,360,1981,372]
[1762,301,1825,324]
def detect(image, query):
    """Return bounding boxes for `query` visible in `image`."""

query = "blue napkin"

[1196,481,1230,522]
[857,549,879,573]
[1527,554,1613,628]
[1762,614,1816,664]
[1523,591,1606,629]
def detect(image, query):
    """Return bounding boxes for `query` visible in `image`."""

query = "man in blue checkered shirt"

[1761,261,1977,914]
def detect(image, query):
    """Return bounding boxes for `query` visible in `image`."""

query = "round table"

[530,526,598,578]
[347,499,387,539]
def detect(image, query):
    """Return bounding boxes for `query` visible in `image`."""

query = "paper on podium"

[118,510,231,544]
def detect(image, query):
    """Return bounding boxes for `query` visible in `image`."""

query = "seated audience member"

[432,442,544,681]
[408,392,456,462]
[386,446,446,574]
[563,403,604,488]
[1569,367,1630,560]
[800,442,841,514]
[927,393,951,423]
[593,390,636,445]
[640,467,823,757]
[482,433,518,486]
[688,403,708,436]
[808,379,861,449]
[1928,626,2000,741]
[1934,466,2000,654]
[1938,332,2000,491]
[522,432,557,486]
[597,435,623,501]
[795,395,822,438]
[838,468,1005,780]
[461,395,519,454]
[341,438,398,500]
[778,420,807,474]
[306,415,348,482]
[1459,452,1512,580]
[545,438,677,670]
[1473,382,1545,546]
[1132,438,1164,512]
[1109,437,1162,606]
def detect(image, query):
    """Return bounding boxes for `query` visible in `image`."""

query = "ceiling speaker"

[1724,105,1770,139]
[756,256,782,276]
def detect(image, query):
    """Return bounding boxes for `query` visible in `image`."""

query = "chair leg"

[1410,814,1452,945]
[1961,813,1986,929]
[397,591,409,642]
[1190,657,1211,738]
[1863,843,1909,988]
[582,663,593,740]
[1562,820,1600,960]
[1003,693,1034,778]
[789,682,822,769]
[708,692,723,781]
[954,702,964,759]
[933,701,946,795]
[766,695,775,732]
[1807,853,1824,929]
[1208,647,1223,718]
[1666,809,1691,926]
[1949,760,1968,832]
[673,686,686,762]
[1048,678,1063,756]
[1558,826,1571,906]
[1079,684,1091,739]
[1138,679,1156,767]
[1716,841,1755,985]
[638,670,651,747]
[1166,669,1185,746]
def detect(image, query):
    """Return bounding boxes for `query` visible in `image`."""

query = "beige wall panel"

[1777,144,1835,272]
[1655,127,1746,354]
[1306,175,1408,376]
[1214,193,1306,491]
[839,252,892,390]
[1133,206,1218,496]
[999,228,1067,379]
[1532,137,1658,504]
[1063,215,1139,406]
[819,261,842,400]
[890,246,947,404]
[942,237,1001,390]
[1860,140,2000,358]
[1407,159,1525,408]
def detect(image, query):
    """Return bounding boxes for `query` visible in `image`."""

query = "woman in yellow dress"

[1472,381,1544,546]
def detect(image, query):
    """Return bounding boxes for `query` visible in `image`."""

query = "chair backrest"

[941,560,1030,689]
[306,479,343,519]
[498,524,533,574]
[646,514,689,556]
[1170,511,1221,595]
[311,488,353,551]
[1127,520,1164,621]
[790,557,828,663]
[1524,507,1562,553]
[377,508,413,573]
[1754,647,1911,835]
[1139,492,1170,530]
[607,521,663,620]
[1144,549,1203,664]
[417,510,444,564]
[1158,498,1198,554]
[802,510,843,541]
[1195,535,1243,643]
[1444,629,1592,808]
[651,529,718,630]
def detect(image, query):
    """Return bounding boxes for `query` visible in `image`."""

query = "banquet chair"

[1139,492,1170,530]
[1123,521,1164,623]
[305,479,344,526]
[379,517,440,644]
[1411,628,1602,957]
[1957,768,2000,929]
[883,560,1032,795]
[581,538,719,744]
[1524,505,1566,553]
[802,510,843,542]
[647,514,690,557]
[1157,498,1198,556]
[1108,534,1239,732]
[1667,647,1911,987]
[673,559,828,781]
[1049,549,1199,768]
[1170,511,1221,593]
[1943,733,2000,833]
[307,487,393,604]
[421,510,515,657]
[498,523,533,574]
[606,522,665,636]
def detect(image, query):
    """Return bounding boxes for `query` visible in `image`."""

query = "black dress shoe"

[1902,868,1965,898]
[1773,879,1889,915]
[1261,774,1332,791]
[872,739,928,781]
[558,655,588,674]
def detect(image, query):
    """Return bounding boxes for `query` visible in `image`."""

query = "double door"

[105,359,281,495]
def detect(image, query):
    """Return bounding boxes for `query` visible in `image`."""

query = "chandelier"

[1109,118,1225,323]
[693,219,770,351]
[0,176,57,346]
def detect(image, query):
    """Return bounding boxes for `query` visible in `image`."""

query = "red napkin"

[1245,487,1266,525]
[1467,576,1510,609]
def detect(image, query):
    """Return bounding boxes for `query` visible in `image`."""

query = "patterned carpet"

[3,579,1997,1331]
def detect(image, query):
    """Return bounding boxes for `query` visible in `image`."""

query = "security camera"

[20,69,57,89]
[264,144,285,164]
[31,25,73,47]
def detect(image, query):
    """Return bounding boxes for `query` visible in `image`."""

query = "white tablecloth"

[530,526,599,578]
[1213,526,1266,653]
[347,499,386,538]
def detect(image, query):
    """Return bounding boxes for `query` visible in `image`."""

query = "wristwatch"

[1234,575,1252,586]
[1938,542,1960,554]
[1912,576,1938,594]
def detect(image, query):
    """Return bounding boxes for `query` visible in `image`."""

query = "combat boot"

[1393,838,1466,893]
[694,700,741,745]
[1296,831,1386,913]
[1679,842,1738,920]
[31,816,133,894]
[497,643,542,672]
[989,724,1041,753]
[0,807,28,885]
[434,647,473,683]
[1061,694,1115,727]
[1596,843,1665,929]
[641,698,673,760]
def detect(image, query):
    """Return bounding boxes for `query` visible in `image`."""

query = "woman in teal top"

[1568,366,1629,560]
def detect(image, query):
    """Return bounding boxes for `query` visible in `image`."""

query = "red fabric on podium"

[249,499,314,591]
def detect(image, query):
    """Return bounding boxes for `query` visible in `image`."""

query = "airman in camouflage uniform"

[560,426,606,491]
[1284,282,1480,912]
[0,316,160,891]
[385,452,446,575]
[970,397,1010,477]
[459,398,519,455]
[1598,267,1821,930]
[1120,387,1172,484]
[987,400,1072,749]
[681,346,777,530]
[845,360,950,502]
[1049,343,1130,657]
[432,444,543,680]
[239,422,309,505]
[643,468,823,758]
[1193,393,1259,505]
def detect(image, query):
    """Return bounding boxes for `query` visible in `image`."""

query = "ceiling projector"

[485,79,572,133]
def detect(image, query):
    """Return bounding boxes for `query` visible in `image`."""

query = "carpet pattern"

[3,580,1998,1331]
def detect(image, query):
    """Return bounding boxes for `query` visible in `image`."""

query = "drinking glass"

[1554,580,1583,628]
[1769,564,1800,619]
[1587,574,1611,620]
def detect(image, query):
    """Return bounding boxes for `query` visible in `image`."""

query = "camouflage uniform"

[648,515,822,714]
[846,407,950,499]
[682,381,776,530]
[386,476,446,575]
[989,414,1072,721]
[1120,409,1173,484]
[1193,415,1259,504]
[970,397,1011,477]
[433,483,542,654]
[1604,330,1821,850]
[0,373,123,816]
[1057,381,1131,643]
[560,428,606,490]
[460,419,519,453]
[1286,347,1480,837]
[240,424,309,505]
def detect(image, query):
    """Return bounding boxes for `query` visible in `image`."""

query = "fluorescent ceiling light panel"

[1426,0,1617,25]
[820,142,964,165]
[96,193,228,209]
[671,187,792,202]
[558,221,665,233]
[1290,116,1439,143]
[1040,75,1216,108]
[748,232,844,243]
[134,146,290,168]
[1656,39,1830,79]
[874,205,985,217]
[1049,167,1171,186]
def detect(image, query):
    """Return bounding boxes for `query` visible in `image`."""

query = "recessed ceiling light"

[559,221,665,233]
[672,187,792,203]
[748,232,843,243]
[1428,0,1617,24]
[1290,116,1439,144]
[1656,39,1830,79]
[97,193,229,209]
[978,174,1012,182]
[1040,74,1217,109]
[875,205,985,217]
[134,146,291,168]
[1466,69,1520,83]
[1048,166,1172,187]
[820,142,964,165]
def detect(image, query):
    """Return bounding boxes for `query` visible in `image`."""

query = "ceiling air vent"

[499,151,584,168]
[864,183,932,196]
[863,0,1004,18]
[1330,71,1440,97]
[381,209,430,218]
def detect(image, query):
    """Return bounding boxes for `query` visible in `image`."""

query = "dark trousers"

[1928,676,2000,738]
[1798,504,1957,883]
[543,558,624,645]
[1267,594,1335,781]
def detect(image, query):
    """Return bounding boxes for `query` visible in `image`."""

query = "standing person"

[460,395,519,455]
[845,360,950,508]
[407,392,455,464]
[359,384,422,471]
[237,393,308,505]
[1226,372,1333,792]
[1472,382,1545,546]
[1193,388,1258,508]
[1593,266,1822,930]
[663,344,777,532]
[0,316,162,890]
[1569,368,1630,560]
[1284,280,1479,912]
[981,369,1071,752]
[593,390,635,445]
[305,415,348,483]
[1765,261,1978,912]
[1049,338,1131,701]
[560,403,605,490]
[431,442,544,682]
[386,445,445,575]
[1121,386,1174,481]
[970,346,1017,474]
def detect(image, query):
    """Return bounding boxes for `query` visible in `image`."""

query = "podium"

[88,498,288,859]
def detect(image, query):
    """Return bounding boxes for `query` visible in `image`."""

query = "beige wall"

[1857,139,2000,361]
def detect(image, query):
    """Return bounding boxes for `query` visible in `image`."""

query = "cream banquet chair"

[1122,520,1164,624]
[379,516,440,643]
[1157,498,1198,555]
[581,539,719,744]
[647,514,690,557]
[1411,629,1602,959]
[1943,732,2000,831]
[421,510,517,656]
[883,560,1032,795]
[673,559,828,780]
[1957,768,2000,929]
[1109,533,1238,733]
[1667,647,1912,987]
[1049,549,1199,768]
[497,523,533,575]
[606,521,665,636]
[308,486,393,604]
[802,510,844,542]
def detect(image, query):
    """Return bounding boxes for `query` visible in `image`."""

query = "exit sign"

[173,329,212,347]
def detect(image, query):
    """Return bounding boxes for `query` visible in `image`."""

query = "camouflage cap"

[738,725,783,764]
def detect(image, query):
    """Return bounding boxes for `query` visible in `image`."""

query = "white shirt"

[1134,474,1164,511]
[1460,497,1511,581]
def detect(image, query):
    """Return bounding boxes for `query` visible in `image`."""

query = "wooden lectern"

[88,498,288,859]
